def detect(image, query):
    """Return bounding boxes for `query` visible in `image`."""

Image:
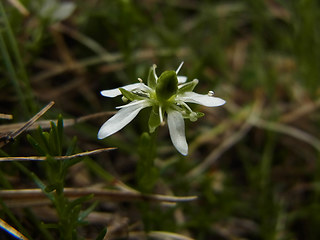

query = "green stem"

[136,131,159,193]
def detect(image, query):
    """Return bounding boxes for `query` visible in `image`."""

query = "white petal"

[167,110,188,156]
[177,92,226,107]
[116,99,151,109]
[98,101,150,139]
[177,76,187,83]
[101,83,148,98]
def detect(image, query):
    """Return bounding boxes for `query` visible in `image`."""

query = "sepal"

[119,88,144,101]
[178,79,199,94]
[156,70,178,101]
[148,106,161,133]
[147,65,157,89]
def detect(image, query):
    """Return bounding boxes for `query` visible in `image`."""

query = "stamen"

[153,64,158,80]
[132,90,150,98]
[190,112,198,122]
[122,96,128,102]
[159,106,164,124]
[179,101,193,113]
[138,78,143,83]
[176,61,184,74]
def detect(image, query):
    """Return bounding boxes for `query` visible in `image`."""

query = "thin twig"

[0,218,28,240]
[187,100,262,178]
[129,231,195,240]
[0,147,116,162]
[7,0,29,16]
[52,23,110,56]
[251,119,320,152]
[0,113,13,120]
[0,188,198,205]
[280,98,320,123]
[0,111,115,134]
[0,101,54,148]
[32,48,189,82]
[148,231,194,240]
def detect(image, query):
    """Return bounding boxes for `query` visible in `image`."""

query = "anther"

[190,112,198,122]
[122,96,128,102]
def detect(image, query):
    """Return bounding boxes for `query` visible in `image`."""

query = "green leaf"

[156,70,178,102]
[66,136,77,156]
[78,201,98,222]
[27,134,46,156]
[57,114,64,153]
[14,162,54,201]
[45,183,59,193]
[95,228,107,240]
[62,156,83,170]
[177,79,199,94]
[68,204,82,225]
[67,194,94,213]
[49,121,59,155]
[83,158,115,183]
[0,168,12,188]
[148,106,161,133]
[37,126,50,154]
[147,65,157,89]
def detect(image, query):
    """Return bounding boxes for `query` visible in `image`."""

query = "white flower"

[98,62,225,155]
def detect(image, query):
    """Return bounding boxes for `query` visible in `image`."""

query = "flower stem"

[136,131,159,193]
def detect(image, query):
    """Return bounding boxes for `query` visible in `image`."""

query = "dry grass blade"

[52,23,110,56]
[0,147,116,162]
[0,218,28,240]
[0,101,54,148]
[32,48,189,82]
[7,0,29,16]
[0,188,197,206]
[0,113,13,120]
[280,98,320,123]
[129,231,194,240]
[148,231,194,240]
[0,111,115,134]
[251,119,320,152]
[187,100,262,178]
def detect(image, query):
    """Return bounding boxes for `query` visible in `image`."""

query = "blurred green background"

[1,0,320,239]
